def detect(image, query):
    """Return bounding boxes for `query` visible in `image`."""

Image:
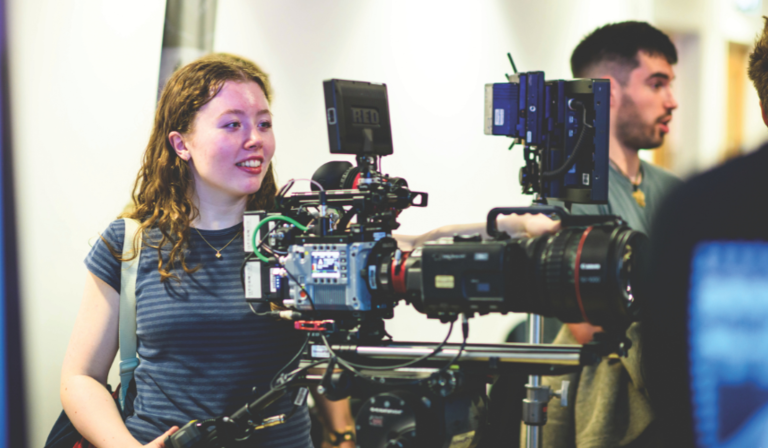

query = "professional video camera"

[239,79,428,339]
[168,61,647,448]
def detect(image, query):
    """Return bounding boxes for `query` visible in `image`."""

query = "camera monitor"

[484,72,609,205]
[324,79,394,156]
[689,241,768,447]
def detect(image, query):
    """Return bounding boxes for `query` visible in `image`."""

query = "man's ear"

[605,75,621,110]
[168,131,191,161]
[761,101,768,128]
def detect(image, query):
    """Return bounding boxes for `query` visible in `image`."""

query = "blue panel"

[689,242,768,447]
[524,72,544,146]
[590,80,609,202]
[491,83,517,136]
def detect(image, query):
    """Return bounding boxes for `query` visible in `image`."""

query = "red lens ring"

[573,226,594,324]
[391,251,410,294]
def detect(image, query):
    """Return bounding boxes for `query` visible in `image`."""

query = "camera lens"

[388,221,647,332]
[522,224,646,332]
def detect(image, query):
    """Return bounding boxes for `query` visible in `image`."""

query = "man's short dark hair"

[571,21,678,84]
[748,17,768,105]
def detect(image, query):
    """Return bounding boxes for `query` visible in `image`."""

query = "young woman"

[60,54,339,448]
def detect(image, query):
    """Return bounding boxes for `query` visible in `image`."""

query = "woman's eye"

[259,121,272,129]
[225,121,241,128]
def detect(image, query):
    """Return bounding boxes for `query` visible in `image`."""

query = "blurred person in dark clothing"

[641,17,768,447]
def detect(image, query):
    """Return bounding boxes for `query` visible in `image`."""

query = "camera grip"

[486,206,568,238]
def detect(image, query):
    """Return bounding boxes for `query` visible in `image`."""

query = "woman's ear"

[168,131,191,161]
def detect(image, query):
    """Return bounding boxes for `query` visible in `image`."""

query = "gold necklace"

[194,228,241,259]
[610,161,646,208]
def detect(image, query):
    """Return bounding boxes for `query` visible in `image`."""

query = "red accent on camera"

[573,226,594,325]
[295,320,336,332]
[391,252,410,294]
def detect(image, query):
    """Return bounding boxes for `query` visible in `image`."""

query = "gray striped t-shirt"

[86,220,312,446]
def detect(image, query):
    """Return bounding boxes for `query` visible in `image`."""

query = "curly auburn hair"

[749,17,768,107]
[116,53,277,281]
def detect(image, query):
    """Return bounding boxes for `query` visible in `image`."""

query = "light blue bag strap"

[119,218,141,412]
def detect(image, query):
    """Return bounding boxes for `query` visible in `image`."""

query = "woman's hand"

[144,426,179,448]
[497,213,560,239]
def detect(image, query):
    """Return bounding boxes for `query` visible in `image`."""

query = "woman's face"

[169,80,275,204]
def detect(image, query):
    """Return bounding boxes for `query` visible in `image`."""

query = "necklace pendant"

[632,189,646,208]
[215,251,222,259]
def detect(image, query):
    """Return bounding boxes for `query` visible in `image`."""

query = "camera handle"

[486,206,569,239]
[487,206,627,241]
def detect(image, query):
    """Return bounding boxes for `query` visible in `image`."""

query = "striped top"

[85,220,312,446]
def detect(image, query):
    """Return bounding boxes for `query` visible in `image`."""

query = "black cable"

[282,265,317,315]
[280,359,332,385]
[336,208,357,232]
[312,319,467,388]
[319,321,455,371]
[329,352,422,388]
[236,358,328,438]
[277,179,295,200]
[437,314,469,374]
[281,384,314,421]
[274,318,465,393]
[541,101,593,180]
[270,334,311,389]
[239,220,317,319]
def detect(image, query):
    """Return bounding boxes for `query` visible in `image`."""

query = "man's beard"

[614,92,667,150]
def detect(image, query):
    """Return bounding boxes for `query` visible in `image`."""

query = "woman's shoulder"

[86,219,134,292]
[99,218,129,248]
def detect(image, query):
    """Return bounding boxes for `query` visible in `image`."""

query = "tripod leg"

[524,313,545,448]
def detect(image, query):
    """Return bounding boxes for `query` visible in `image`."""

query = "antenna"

[507,52,518,74]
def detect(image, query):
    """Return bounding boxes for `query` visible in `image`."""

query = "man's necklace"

[610,160,646,208]
[194,228,241,259]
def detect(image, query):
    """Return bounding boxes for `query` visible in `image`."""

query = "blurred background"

[3,0,768,446]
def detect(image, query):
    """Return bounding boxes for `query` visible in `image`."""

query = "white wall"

[9,1,768,446]
[656,0,768,174]
[8,1,165,446]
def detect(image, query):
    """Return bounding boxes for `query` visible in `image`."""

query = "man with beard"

[539,22,681,447]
